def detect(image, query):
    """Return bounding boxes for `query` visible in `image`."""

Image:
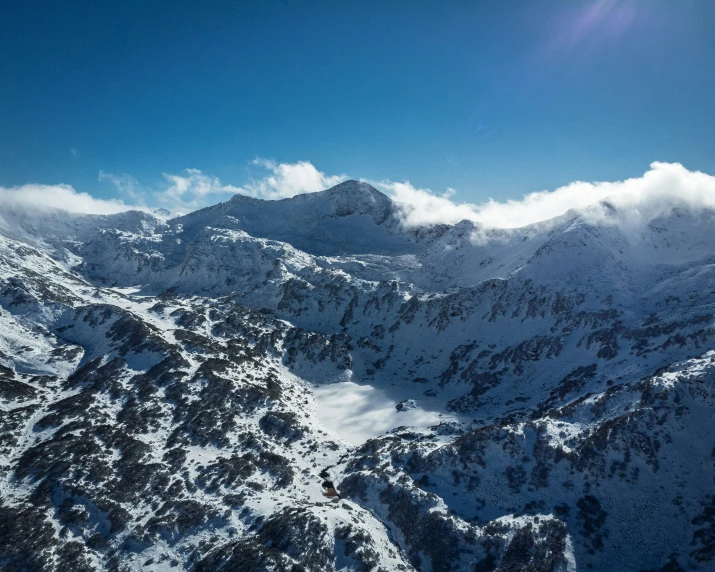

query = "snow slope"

[0,181,714,571]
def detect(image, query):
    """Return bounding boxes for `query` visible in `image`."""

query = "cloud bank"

[3,162,714,231]
[373,162,715,228]
[0,183,132,215]
[0,160,344,217]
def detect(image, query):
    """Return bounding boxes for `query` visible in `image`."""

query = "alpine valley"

[1,180,714,571]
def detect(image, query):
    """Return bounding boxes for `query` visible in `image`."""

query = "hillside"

[0,181,714,571]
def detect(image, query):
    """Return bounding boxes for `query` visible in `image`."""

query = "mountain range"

[1,180,714,571]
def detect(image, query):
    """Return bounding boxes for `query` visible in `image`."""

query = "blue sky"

[1,0,714,211]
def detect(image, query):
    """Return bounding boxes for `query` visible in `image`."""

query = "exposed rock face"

[0,182,714,570]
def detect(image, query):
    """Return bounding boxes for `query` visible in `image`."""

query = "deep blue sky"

[1,0,714,204]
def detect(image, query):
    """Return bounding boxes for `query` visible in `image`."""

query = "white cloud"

[375,162,715,229]
[7,160,345,217]
[98,168,242,214]
[158,169,241,212]
[153,160,346,209]
[99,161,347,213]
[370,179,481,227]
[0,183,133,215]
[473,162,715,228]
[6,161,714,229]
[1,160,349,217]
[244,159,347,200]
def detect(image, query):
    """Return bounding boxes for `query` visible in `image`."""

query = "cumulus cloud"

[0,183,133,215]
[244,159,347,200]
[370,180,481,227]
[98,160,348,213]
[2,159,348,217]
[376,162,715,229]
[155,160,347,209]
[0,160,345,217]
[97,168,241,214]
[473,162,715,228]
[5,161,714,228]
[160,169,241,210]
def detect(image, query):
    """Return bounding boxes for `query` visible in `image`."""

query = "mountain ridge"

[0,181,714,571]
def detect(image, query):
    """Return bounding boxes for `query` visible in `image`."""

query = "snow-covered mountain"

[1,181,714,571]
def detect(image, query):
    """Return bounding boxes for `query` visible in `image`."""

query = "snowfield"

[0,180,714,571]
[312,381,455,445]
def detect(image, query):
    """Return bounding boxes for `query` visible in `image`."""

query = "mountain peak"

[319,180,392,220]
[281,179,390,209]
[228,179,394,223]
[323,179,385,198]
[174,178,411,256]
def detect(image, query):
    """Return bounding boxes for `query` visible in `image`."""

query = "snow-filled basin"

[312,381,448,446]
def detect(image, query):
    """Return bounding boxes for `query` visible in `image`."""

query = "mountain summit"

[173,180,412,256]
